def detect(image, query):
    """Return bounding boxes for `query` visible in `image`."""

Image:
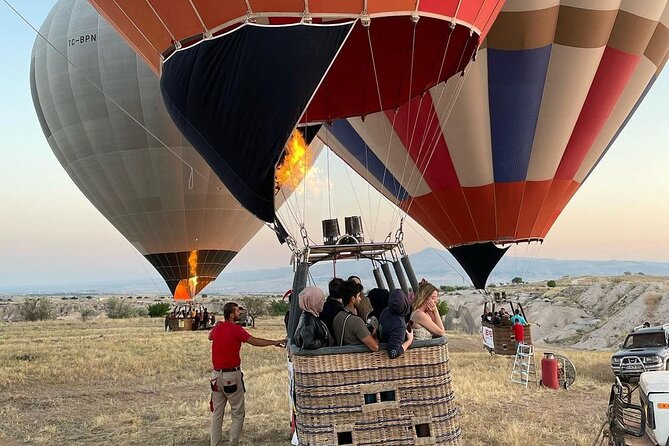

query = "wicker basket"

[482,322,533,355]
[290,338,460,445]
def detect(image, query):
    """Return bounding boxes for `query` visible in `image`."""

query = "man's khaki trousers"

[210,370,245,446]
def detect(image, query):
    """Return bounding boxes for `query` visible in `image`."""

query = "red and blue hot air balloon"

[322,0,669,288]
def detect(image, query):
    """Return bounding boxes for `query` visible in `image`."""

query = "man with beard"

[209,302,285,446]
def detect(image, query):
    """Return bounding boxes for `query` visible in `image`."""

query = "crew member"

[209,302,285,446]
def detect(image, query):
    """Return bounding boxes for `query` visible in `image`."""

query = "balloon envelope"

[31,0,316,298]
[322,0,669,288]
[87,0,503,222]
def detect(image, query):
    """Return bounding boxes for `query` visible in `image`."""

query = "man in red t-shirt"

[209,302,285,446]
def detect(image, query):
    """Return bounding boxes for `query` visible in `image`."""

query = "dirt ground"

[0,317,615,445]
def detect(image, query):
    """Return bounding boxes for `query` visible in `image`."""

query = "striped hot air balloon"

[322,0,669,288]
[31,0,321,300]
[86,0,504,223]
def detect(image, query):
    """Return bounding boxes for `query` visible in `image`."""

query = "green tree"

[18,298,54,321]
[104,297,133,319]
[546,280,557,288]
[436,301,449,316]
[270,299,290,316]
[148,302,171,318]
[511,277,523,284]
[240,296,269,328]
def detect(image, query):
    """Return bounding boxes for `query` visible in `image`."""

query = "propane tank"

[541,352,559,390]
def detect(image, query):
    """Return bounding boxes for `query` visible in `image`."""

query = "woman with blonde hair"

[409,282,446,340]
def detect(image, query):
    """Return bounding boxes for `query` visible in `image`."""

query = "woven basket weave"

[482,323,533,355]
[291,338,460,445]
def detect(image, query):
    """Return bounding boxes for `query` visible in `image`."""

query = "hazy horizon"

[2,2,668,292]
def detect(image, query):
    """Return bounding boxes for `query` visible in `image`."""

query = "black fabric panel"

[301,124,322,145]
[144,249,238,294]
[160,24,352,222]
[448,242,509,290]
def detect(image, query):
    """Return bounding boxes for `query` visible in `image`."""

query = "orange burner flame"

[275,129,313,192]
[188,250,198,297]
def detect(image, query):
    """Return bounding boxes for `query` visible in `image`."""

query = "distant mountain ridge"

[3,248,669,295]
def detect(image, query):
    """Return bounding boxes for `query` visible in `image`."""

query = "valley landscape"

[2,276,666,445]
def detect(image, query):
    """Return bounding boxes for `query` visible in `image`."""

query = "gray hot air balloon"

[30,0,318,299]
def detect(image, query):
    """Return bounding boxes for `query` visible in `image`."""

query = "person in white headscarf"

[294,286,334,349]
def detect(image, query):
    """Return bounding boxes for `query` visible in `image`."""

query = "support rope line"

[364,23,398,241]
[404,218,471,286]
[391,22,459,233]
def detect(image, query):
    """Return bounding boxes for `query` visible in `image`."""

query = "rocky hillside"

[442,275,669,350]
[3,275,669,350]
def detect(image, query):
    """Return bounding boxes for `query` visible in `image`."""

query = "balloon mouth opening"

[449,238,544,249]
[173,276,215,300]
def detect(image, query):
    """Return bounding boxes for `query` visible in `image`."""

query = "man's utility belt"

[215,366,241,372]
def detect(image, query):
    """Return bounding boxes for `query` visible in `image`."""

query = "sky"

[1,1,668,292]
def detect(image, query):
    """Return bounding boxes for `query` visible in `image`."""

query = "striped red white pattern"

[322,0,669,249]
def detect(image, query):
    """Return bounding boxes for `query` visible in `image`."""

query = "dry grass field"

[0,316,614,445]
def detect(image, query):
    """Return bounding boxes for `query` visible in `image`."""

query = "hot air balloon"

[31,0,321,300]
[86,0,504,225]
[322,0,669,289]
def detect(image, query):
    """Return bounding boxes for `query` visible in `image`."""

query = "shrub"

[104,297,134,319]
[18,298,54,321]
[546,280,557,288]
[436,301,449,316]
[80,307,97,321]
[269,299,290,316]
[148,302,171,318]
[511,277,523,284]
[133,306,149,318]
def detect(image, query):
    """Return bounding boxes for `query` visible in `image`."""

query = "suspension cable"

[404,218,471,286]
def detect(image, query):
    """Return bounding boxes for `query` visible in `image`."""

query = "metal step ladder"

[510,343,536,388]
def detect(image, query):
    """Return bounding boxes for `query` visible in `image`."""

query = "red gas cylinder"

[541,353,559,389]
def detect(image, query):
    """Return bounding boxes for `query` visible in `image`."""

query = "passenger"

[367,288,389,331]
[492,312,501,325]
[348,275,373,321]
[409,282,446,340]
[320,278,345,335]
[294,286,333,349]
[283,289,292,333]
[332,280,379,351]
[500,308,512,326]
[510,309,527,326]
[203,308,209,328]
[379,289,414,359]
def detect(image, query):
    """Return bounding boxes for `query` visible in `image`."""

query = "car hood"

[613,347,668,358]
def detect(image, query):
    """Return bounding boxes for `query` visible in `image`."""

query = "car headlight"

[643,356,662,364]
[612,357,621,364]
